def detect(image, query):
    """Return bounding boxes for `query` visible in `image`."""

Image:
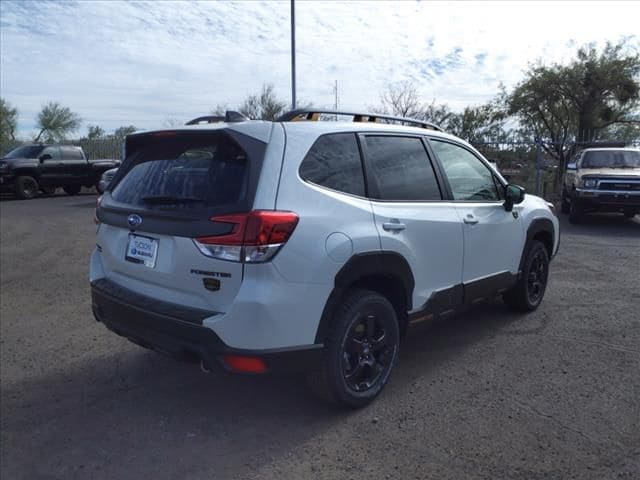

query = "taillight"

[193,210,299,263]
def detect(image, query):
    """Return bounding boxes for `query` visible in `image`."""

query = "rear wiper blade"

[141,195,203,204]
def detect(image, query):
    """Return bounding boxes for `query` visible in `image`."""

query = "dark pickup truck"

[0,144,120,199]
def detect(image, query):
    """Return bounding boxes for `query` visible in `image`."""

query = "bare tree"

[378,80,424,118]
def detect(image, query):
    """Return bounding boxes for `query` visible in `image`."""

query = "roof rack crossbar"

[276,109,444,132]
[185,111,248,125]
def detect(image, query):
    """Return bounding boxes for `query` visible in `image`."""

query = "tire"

[560,188,570,214]
[307,289,400,408]
[623,211,636,219]
[14,176,39,199]
[40,186,56,195]
[503,240,550,312]
[568,199,584,224]
[95,182,104,194]
[63,185,82,196]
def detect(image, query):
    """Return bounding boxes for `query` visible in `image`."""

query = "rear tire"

[568,199,584,224]
[63,185,82,196]
[560,188,570,214]
[503,240,549,312]
[14,176,39,199]
[307,289,400,408]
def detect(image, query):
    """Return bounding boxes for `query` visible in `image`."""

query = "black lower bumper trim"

[91,280,323,373]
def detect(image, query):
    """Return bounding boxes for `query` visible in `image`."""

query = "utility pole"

[333,80,338,120]
[290,0,296,110]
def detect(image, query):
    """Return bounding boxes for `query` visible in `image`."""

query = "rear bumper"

[91,278,323,373]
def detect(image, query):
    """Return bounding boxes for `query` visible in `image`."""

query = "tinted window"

[365,136,441,201]
[61,146,83,160]
[4,145,45,159]
[111,133,248,210]
[41,146,61,160]
[430,140,499,201]
[299,133,365,196]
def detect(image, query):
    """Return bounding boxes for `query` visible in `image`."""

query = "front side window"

[299,133,365,196]
[41,146,61,160]
[364,136,441,201]
[430,140,500,201]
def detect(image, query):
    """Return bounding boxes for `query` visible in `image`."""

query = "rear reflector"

[194,210,298,263]
[222,355,268,374]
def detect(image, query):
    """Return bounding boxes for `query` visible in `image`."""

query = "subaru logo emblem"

[127,214,142,228]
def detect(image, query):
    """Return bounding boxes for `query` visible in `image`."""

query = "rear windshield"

[111,133,248,210]
[581,150,640,168]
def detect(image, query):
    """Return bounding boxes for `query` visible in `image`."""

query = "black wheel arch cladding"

[314,251,414,344]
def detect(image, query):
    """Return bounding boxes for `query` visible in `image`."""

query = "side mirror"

[566,162,577,171]
[39,154,52,162]
[504,184,525,212]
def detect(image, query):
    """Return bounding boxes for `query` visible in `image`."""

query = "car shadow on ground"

[1,300,523,479]
[558,212,640,239]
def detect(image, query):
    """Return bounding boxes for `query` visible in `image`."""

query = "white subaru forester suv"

[91,110,559,408]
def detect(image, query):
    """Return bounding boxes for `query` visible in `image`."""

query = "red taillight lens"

[222,355,268,374]
[193,211,298,263]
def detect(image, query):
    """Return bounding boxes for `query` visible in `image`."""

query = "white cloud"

[1,0,638,138]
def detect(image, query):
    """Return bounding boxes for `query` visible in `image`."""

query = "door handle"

[463,214,479,225]
[382,221,406,232]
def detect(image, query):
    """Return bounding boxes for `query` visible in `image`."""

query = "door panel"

[39,147,63,186]
[428,139,525,294]
[361,134,464,313]
[371,202,464,312]
[454,202,524,282]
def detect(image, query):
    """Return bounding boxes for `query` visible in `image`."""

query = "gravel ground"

[1,192,639,480]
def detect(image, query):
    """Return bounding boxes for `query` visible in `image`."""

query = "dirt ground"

[1,192,639,480]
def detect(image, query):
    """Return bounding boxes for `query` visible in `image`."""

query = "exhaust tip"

[200,359,212,373]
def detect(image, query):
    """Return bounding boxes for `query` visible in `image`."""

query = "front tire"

[308,289,400,408]
[14,176,39,199]
[63,185,82,196]
[503,240,550,312]
[568,199,584,224]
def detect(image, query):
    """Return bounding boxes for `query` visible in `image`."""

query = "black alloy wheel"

[342,312,395,393]
[15,176,39,199]
[503,240,549,312]
[526,248,548,305]
[308,289,400,408]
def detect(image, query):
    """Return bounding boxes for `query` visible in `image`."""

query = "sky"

[1,0,639,138]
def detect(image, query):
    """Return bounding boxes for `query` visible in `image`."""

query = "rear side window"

[111,133,248,210]
[364,136,441,201]
[299,133,365,196]
[61,146,83,160]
